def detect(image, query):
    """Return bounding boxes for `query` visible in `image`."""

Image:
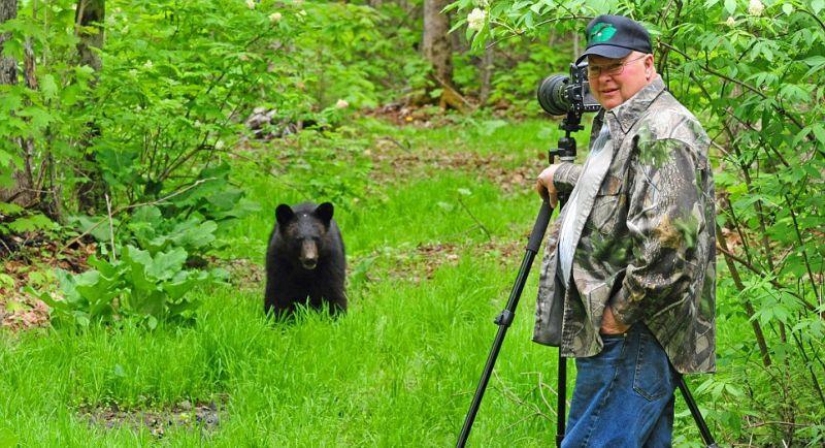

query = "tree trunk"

[422,0,468,111]
[0,0,16,84]
[76,0,105,72]
[422,0,452,87]
[0,0,37,209]
[74,0,106,215]
[478,44,493,105]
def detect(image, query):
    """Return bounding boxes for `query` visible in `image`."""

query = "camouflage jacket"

[532,77,716,374]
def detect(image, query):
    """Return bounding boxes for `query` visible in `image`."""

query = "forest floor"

[0,234,95,330]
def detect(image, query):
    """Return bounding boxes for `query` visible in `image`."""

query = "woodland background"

[0,0,823,446]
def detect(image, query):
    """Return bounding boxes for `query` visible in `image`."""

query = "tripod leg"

[556,351,566,447]
[456,201,554,448]
[676,374,718,448]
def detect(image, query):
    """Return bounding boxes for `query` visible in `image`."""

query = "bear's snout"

[300,240,319,270]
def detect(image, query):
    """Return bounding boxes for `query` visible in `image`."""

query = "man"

[532,14,716,447]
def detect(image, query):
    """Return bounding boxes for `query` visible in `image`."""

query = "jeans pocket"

[632,330,669,401]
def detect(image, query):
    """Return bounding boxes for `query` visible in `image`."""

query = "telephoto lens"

[536,74,572,116]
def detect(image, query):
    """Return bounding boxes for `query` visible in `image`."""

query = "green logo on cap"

[588,23,617,44]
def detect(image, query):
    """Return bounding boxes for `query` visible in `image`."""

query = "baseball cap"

[576,15,652,64]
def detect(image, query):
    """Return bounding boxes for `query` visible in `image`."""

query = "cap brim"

[575,45,633,64]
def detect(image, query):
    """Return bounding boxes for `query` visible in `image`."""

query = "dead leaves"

[1,236,96,331]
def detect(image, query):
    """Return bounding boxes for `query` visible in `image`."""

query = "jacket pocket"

[589,175,626,234]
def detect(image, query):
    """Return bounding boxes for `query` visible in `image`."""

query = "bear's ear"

[275,204,296,227]
[314,202,334,227]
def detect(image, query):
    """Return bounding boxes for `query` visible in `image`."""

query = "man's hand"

[536,165,560,208]
[601,306,631,335]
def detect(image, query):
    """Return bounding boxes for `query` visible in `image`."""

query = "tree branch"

[716,243,816,312]
[716,224,772,367]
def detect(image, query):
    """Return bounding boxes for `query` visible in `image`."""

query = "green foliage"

[127,208,218,257]
[1,213,56,235]
[662,10,824,444]
[0,203,59,239]
[91,0,295,203]
[30,246,228,329]
[453,37,576,111]
[0,0,431,275]
[1,0,416,241]
[449,0,595,51]
[68,161,258,263]
[44,167,247,328]
[0,0,99,190]
[290,130,373,205]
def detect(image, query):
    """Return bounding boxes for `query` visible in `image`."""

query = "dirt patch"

[402,242,462,283]
[224,257,265,291]
[79,399,223,438]
[367,139,535,195]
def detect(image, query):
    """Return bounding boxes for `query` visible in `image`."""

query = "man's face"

[587,52,653,110]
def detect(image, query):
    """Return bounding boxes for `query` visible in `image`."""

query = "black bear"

[264,201,347,319]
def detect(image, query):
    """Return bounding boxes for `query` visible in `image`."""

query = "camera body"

[537,63,601,116]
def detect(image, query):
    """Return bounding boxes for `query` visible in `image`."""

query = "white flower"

[748,0,764,16]
[725,16,736,27]
[270,12,282,23]
[335,99,349,109]
[215,140,225,150]
[246,0,256,9]
[467,8,487,32]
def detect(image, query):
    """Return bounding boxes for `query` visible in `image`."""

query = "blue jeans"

[562,324,677,448]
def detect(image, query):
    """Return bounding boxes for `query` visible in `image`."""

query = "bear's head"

[275,202,334,270]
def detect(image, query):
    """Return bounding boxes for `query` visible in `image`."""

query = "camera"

[537,63,601,116]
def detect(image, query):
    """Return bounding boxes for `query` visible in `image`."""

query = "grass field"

[0,114,718,447]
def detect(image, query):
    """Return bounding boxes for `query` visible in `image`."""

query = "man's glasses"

[587,54,648,78]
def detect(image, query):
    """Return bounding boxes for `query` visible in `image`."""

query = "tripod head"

[548,109,583,164]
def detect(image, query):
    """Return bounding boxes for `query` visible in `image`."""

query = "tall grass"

[1,115,717,447]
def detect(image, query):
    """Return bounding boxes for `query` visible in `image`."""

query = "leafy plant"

[30,245,228,329]
[0,203,57,236]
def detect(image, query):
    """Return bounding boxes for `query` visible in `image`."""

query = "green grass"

[3,114,814,447]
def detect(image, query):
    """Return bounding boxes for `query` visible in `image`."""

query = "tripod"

[456,110,718,448]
